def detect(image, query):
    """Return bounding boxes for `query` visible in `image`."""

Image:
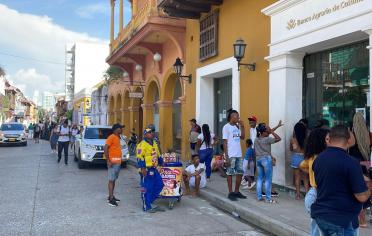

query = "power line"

[0,51,65,65]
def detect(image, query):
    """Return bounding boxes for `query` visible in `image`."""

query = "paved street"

[0,140,268,236]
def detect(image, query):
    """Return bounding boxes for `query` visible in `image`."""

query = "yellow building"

[73,88,92,126]
[107,0,186,154]
[158,0,275,155]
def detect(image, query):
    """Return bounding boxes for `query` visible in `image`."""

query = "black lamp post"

[173,57,192,84]
[233,38,256,71]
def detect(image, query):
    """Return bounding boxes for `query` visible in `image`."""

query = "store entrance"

[303,41,370,128]
[214,76,232,139]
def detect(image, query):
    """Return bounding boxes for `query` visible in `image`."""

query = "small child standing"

[242,139,256,189]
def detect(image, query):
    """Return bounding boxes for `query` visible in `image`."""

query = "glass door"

[303,41,369,128]
[214,76,232,139]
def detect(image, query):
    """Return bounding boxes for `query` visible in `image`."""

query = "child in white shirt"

[183,155,207,197]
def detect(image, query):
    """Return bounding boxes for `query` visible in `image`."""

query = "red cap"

[248,116,257,122]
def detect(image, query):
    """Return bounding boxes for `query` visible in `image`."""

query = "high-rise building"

[65,42,109,102]
[42,91,55,112]
[32,90,41,107]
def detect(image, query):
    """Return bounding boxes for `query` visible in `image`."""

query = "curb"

[199,188,308,236]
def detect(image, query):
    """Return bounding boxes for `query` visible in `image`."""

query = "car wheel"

[77,150,85,169]
[23,142,27,146]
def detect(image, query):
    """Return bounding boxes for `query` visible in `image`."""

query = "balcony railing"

[110,0,159,53]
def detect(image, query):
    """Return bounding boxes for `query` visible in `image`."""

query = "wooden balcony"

[157,0,223,19]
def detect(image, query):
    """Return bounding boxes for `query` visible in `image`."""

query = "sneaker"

[266,199,278,204]
[108,198,118,207]
[107,196,120,202]
[234,192,247,199]
[262,191,279,197]
[241,179,249,186]
[147,208,157,213]
[272,191,279,197]
[228,192,237,201]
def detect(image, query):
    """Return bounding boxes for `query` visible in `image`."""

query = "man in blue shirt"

[311,125,370,236]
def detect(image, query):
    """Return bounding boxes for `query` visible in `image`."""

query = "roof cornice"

[262,0,306,16]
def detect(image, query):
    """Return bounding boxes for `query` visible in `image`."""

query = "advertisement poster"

[159,166,182,197]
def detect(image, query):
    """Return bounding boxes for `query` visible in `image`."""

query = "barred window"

[199,10,219,61]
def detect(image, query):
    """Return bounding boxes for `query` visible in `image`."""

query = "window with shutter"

[199,10,219,61]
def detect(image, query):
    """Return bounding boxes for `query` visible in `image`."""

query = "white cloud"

[8,69,63,99]
[0,4,108,98]
[75,2,109,19]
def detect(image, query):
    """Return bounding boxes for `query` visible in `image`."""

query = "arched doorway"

[123,90,130,135]
[146,80,160,131]
[131,87,143,140]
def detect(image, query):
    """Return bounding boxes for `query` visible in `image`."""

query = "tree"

[104,66,123,82]
[0,66,5,77]
[38,107,46,122]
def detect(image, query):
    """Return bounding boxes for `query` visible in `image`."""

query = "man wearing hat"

[248,116,258,145]
[137,128,164,213]
[104,123,124,207]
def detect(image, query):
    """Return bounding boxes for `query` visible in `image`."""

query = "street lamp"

[233,38,256,71]
[173,57,192,84]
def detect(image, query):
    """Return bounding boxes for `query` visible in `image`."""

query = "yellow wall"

[73,96,91,126]
[183,0,275,154]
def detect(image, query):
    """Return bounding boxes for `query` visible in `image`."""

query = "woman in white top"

[57,120,71,165]
[70,124,79,149]
[197,124,216,180]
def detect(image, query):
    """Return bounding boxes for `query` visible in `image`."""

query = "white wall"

[263,0,372,186]
[0,76,5,96]
[196,57,240,133]
[74,42,109,96]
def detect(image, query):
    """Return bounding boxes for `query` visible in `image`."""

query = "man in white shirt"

[223,109,246,201]
[183,155,207,197]
[248,116,258,145]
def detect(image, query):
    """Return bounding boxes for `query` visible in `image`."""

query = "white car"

[0,122,28,146]
[74,125,129,169]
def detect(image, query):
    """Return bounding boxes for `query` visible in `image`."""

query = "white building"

[65,42,109,102]
[32,90,41,107]
[0,75,6,125]
[91,81,108,126]
[43,91,55,112]
[262,0,372,186]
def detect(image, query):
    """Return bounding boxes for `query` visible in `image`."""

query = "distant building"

[32,90,41,107]
[73,88,92,126]
[91,80,108,125]
[0,75,6,125]
[65,42,109,102]
[43,91,55,112]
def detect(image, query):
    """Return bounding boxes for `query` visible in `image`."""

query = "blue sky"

[0,0,131,101]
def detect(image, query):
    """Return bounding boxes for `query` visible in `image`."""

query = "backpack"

[35,125,40,133]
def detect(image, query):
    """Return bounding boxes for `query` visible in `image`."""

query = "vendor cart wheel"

[168,200,175,209]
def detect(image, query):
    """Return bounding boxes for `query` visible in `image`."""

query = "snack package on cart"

[159,153,182,197]
[162,152,178,163]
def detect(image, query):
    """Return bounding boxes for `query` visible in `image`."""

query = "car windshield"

[1,124,24,131]
[84,128,112,139]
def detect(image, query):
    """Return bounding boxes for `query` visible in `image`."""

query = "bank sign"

[286,0,365,30]
[266,0,370,43]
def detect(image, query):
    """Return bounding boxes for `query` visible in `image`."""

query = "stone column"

[141,103,154,127]
[158,100,173,153]
[110,0,115,44]
[363,28,372,130]
[266,52,305,186]
[119,0,124,31]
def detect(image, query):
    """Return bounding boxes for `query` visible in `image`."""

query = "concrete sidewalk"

[128,157,372,235]
[200,173,372,236]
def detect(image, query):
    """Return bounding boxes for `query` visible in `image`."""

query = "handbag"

[271,156,277,166]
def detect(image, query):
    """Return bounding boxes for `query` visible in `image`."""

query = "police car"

[74,125,129,169]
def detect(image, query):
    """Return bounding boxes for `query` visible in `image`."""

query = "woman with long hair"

[70,124,79,150]
[290,122,309,200]
[197,124,216,180]
[300,128,330,236]
[49,122,59,154]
